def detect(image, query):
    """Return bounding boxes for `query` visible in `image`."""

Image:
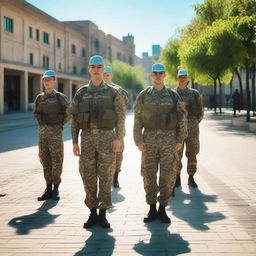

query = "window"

[36,29,39,41]
[57,38,61,48]
[73,66,77,74]
[29,53,33,65]
[94,39,100,53]
[29,26,33,38]
[4,17,13,33]
[117,52,122,60]
[81,67,87,76]
[82,48,86,57]
[58,62,62,70]
[43,32,49,44]
[71,44,76,54]
[43,55,49,69]
[58,83,64,93]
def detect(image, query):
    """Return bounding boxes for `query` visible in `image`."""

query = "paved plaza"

[0,111,256,256]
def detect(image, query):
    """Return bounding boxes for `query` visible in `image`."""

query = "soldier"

[34,70,69,201]
[174,69,204,188]
[71,56,125,229]
[134,63,187,224]
[103,65,129,188]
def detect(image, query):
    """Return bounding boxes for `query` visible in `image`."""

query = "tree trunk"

[218,77,222,113]
[214,79,217,113]
[191,79,195,89]
[230,75,233,96]
[251,62,256,116]
[234,69,244,109]
[244,59,251,122]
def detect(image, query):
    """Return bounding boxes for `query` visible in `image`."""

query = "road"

[0,111,256,255]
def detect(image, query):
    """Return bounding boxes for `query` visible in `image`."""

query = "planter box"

[232,117,248,127]
[249,122,256,132]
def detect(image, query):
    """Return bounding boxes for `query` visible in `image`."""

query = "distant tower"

[142,52,149,57]
[152,44,161,61]
[122,33,134,44]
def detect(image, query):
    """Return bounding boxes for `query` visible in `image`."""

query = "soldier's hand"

[138,143,147,152]
[73,144,81,156]
[176,143,183,151]
[112,139,122,152]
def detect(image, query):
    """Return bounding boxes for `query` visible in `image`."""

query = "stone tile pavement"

[0,112,256,255]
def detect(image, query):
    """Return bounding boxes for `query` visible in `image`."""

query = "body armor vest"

[36,93,64,125]
[76,86,117,130]
[141,88,178,130]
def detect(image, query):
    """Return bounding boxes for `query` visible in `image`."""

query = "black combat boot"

[52,184,60,200]
[83,209,98,229]
[174,174,181,187]
[188,175,198,188]
[98,209,111,228]
[158,204,171,224]
[113,172,119,188]
[143,204,158,223]
[37,184,52,201]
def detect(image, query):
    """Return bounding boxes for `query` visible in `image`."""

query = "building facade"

[0,0,136,114]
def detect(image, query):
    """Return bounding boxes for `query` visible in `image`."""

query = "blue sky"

[26,0,203,57]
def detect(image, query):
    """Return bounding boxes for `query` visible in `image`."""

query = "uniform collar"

[148,86,169,96]
[176,86,189,92]
[87,81,108,92]
[44,89,57,97]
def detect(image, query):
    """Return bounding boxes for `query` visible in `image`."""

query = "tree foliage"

[108,60,146,92]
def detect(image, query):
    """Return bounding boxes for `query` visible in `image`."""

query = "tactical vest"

[75,86,117,130]
[184,90,202,118]
[36,93,65,125]
[141,88,178,130]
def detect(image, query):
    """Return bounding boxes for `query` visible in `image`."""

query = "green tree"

[109,60,146,92]
[160,39,181,84]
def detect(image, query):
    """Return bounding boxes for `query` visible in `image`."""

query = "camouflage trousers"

[79,129,116,210]
[141,130,178,206]
[115,139,124,173]
[38,126,63,185]
[177,122,200,175]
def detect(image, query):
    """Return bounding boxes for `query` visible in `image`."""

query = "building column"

[0,65,4,114]
[68,80,72,101]
[20,71,28,112]
[39,75,43,92]
[55,77,58,91]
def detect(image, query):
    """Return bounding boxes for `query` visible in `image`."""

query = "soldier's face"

[151,71,166,83]
[43,77,55,91]
[177,75,188,86]
[103,72,113,83]
[88,64,104,79]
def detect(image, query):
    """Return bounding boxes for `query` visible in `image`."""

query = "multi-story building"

[0,0,135,114]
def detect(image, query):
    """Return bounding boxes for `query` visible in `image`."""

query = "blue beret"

[152,63,165,72]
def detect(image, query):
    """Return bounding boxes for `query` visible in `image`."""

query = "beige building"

[0,0,136,114]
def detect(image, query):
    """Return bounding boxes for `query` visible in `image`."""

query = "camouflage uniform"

[134,86,187,206]
[175,87,204,175]
[34,90,69,185]
[110,83,129,173]
[71,81,125,210]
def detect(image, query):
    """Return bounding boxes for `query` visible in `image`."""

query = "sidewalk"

[0,113,256,255]
[0,112,37,133]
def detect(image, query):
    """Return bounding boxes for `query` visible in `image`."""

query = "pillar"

[0,65,4,114]
[20,71,28,112]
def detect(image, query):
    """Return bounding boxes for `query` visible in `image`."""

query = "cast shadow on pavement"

[8,200,59,235]
[0,124,71,153]
[73,227,115,256]
[205,113,256,137]
[133,222,190,256]
[111,187,125,204]
[169,187,225,231]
